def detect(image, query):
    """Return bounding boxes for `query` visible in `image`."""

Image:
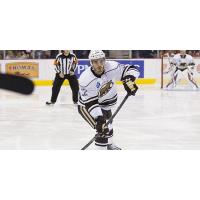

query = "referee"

[46,50,79,105]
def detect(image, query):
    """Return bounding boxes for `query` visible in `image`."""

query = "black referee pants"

[50,73,79,103]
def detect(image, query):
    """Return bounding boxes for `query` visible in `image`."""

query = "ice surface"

[0,85,200,149]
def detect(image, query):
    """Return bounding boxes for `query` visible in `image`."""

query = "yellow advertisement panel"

[5,62,39,78]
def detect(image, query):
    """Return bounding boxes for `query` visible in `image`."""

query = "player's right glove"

[122,75,138,95]
[95,116,109,137]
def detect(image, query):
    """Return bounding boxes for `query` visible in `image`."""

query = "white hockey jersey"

[78,61,140,119]
[171,54,195,70]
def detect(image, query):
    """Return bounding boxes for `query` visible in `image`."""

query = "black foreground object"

[0,73,34,95]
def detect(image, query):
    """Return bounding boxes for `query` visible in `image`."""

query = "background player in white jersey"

[78,50,140,150]
[166,50,198,89]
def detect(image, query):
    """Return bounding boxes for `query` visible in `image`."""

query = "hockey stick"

[0,73,34,95]
[164,53,178,88]
[165,53,174,74]
[81,93,130,150]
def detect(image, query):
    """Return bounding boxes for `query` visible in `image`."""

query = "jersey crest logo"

[96,82,101,88]
[99,81,113,97]
[81,88,88,96]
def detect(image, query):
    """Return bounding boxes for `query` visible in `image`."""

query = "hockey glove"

[122,75,138,95]
[95,116,109,137]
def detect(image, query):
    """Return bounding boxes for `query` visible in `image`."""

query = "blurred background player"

[46,50,79,105]
[78,50,140,150]
[165,50,198,89]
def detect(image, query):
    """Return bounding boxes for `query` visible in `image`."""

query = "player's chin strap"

[81,93,132,150]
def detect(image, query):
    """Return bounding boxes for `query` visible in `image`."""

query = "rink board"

[1,58,200,87]
[0,59,161,86]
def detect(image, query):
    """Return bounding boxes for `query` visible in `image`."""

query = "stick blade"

[0,73,34,95]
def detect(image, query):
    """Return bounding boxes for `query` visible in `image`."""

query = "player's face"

[64,50,70,56]
[91,58,106,75]
[180,50,186,56]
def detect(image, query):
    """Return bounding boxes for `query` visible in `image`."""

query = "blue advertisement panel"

[75,59,144,78]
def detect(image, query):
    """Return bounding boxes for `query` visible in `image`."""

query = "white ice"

[0,85,200,150]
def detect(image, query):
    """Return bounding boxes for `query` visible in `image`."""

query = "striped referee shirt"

[54,53,78,75]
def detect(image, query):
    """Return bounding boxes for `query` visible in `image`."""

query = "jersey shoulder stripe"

[105,64,120,74]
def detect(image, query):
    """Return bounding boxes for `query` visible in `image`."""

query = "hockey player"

[78,50,140,150]
[166,50,198,89]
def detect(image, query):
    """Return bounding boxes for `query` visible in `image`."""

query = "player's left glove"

[95,116,109,137]
[122,75,138,96]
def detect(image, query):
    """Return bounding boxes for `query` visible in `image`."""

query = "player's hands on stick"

[95,116,109,137]
[122,75,138,96]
